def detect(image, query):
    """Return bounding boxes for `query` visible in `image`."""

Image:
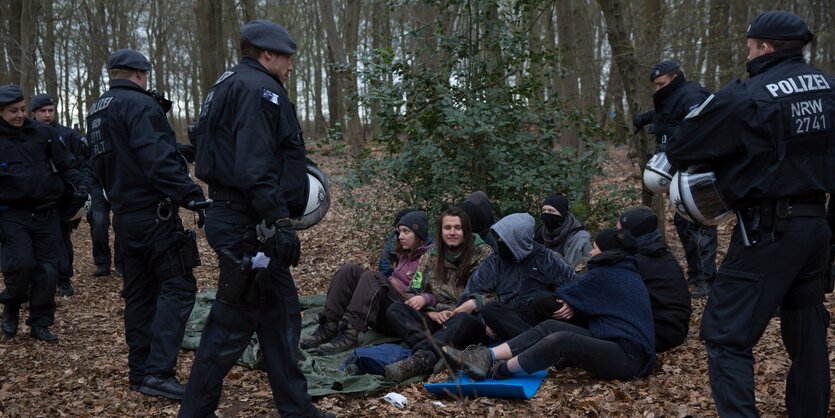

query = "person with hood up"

[460,190,498,250]
[617,207,691,352]
[444,228,656,382]
[301,211,434,354]
[533,192,592,268]
[460,212,578,340]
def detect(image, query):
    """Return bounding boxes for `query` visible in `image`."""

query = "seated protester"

[534,192,592,268]
[302,211,433,354]
[462,190,499,250]
[445,228,656,382]
[462,213,578,341]
[384,206,493,382]
[618,206,691,352]
[378,208,417,277]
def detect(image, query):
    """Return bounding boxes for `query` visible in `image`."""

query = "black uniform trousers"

[0,208,60,326]
[113,208,197,387]
[58,219,77,287]
[386,303,489,356]
[701,216,830,418]
[179,205,317,418]
[673,213,717,285]
[88,182,122,271]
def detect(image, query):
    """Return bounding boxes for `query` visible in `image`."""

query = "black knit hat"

[460,201,489,234]
[397,211,429,241]
[619,206,658,237]
[543,193,569,216]
[0,85,24,108]
[650,60,679,81]
[594,228,637,253]
[29,94,54,112]
[746,11,814,45]
[392,208,417,227]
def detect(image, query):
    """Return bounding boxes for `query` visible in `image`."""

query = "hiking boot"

[384,349,437,383]
[139,375,186,400]
[317,321,360,355]
[30,326,59,344]
[300,313,339,350]
[442,345,493,381]
[691,281,711,298]
[1,304,20,337]
[93,265,110,277]
[58,281,75,297]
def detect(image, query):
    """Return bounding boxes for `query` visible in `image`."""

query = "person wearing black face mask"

[533,193,592,268]
[459,213,579,341]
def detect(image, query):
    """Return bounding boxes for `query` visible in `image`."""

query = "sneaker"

[384,350,436,383]
[300,313,339,349]
[138,375,186,400]
[316,321,360,355]
[442,345,493,381]
[93,265,110,277]
[691,281,711,298]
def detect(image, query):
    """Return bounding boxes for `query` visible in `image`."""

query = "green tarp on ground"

[182,289,405,397]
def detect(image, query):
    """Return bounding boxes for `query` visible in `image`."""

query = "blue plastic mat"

[424,370,548,399]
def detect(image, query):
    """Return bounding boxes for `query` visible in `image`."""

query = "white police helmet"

[643,152,673,194]
[291,163,330,230]
[669,167,733,226]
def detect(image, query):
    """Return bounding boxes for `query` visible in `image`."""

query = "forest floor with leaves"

[0,144,834,417]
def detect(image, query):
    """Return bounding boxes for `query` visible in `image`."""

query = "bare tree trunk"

[197,0,225,97]
[9,0,38,98]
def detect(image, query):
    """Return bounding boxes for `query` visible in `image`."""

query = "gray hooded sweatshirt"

[461,213,579,311]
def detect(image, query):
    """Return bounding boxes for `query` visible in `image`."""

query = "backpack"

[344,343,412,375]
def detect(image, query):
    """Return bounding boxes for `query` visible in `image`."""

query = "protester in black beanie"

[534,192,592,267]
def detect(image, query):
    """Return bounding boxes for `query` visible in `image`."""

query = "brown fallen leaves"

[0,145,833,417]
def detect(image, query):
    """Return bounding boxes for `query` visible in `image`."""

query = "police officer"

[0,85,86,343]
[86,49,206,400]
[634,60,718,298]
[179,21,333,418]
[30,93,92,296]
[667,11,831,417]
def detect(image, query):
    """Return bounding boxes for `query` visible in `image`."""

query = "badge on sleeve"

[261,88,281,106]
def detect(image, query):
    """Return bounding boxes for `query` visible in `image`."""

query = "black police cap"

[0,84,24,108]
[650,59,679,81]
[108,49,152,71]
[29,93,55,112]
[241,20,297,55]
[746,11,814,45]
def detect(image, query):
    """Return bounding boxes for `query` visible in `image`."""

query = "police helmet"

[643,152,673,194]
[59,181,92,222]
[291,163,330,230]
[668,167,733,226]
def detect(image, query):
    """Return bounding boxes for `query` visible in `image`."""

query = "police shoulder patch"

[261,88,281,106]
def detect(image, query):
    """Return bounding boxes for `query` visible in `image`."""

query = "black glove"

[72,191,89,207]
[185,200,209,228]
[256,219,301,267]
[632,110,654,133]
[148,89,173,114]
[178,143,196,163]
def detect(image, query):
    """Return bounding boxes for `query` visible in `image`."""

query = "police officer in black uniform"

[0,85,86,343]
[634,60,718,298]
[86,49,206,400]
[667,11,831,417]
[179,20,333,418]
[30,93,93,297]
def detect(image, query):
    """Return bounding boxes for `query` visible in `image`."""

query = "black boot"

[317,321,360,355]
[30,326,59,344]
[58,280,75,297]
[300,313,339,349]
[139,375,186,400]
[1,304,20,337]
[93,265,110,277]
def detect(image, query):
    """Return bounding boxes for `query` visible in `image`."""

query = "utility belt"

[5,201,58,221]
[209,187,250,213]
[216,232,270,307]
[737,194,825,246]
